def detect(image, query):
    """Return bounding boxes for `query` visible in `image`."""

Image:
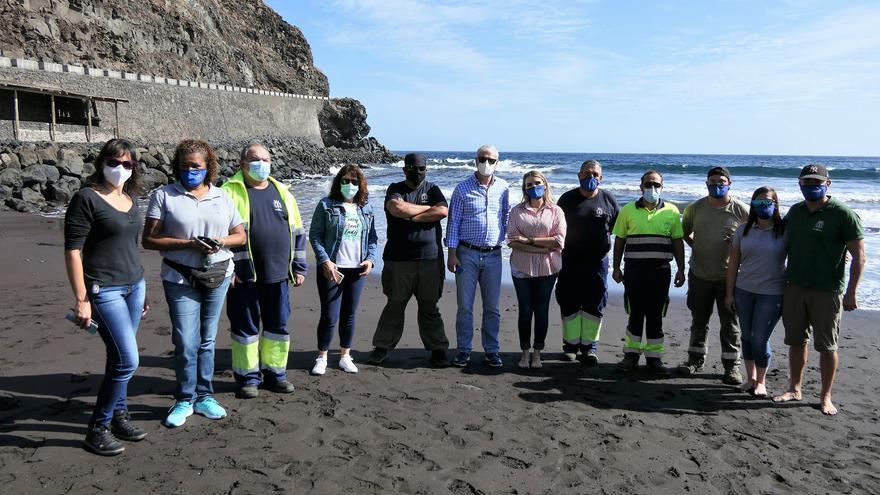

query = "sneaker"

[429,349,450,368]
[580,351,599,367]
[111,411,146,441]
[83,423,124,456]
[561,352,578,362]
[645,358,671,375]
[616,354,640,372]
[311,356,328,376]
[163,401,193,428]
[452,352,471,367]
[365,348,389,365]
[193,396,227,420]
[676,357,705,375]
[485,352,503,368]
[236,384,260,399]
[266,380,295,394]
[339,354,359,373]
[722,366,744,385]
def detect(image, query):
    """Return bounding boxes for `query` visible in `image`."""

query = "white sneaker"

[311,356,327,376]
[339,354,359,373]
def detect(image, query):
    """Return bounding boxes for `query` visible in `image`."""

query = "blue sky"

[268,1,880,156]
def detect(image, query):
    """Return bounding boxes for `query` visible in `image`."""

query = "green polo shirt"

[613,198,683,266]
[784,197,863,292]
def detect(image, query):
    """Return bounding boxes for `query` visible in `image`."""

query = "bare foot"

[820,397,838,416]
[739,380,756,392]
[530,351,543,369]
[518,351,530,369]
[772,390,801,402]
[753,383,768,397]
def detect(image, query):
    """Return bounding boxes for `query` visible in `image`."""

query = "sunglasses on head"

[341,178,359,185]
[751,199,775,207]
[106,158,137,170]
[477,157,498,165]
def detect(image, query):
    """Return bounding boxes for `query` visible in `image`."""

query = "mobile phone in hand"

[66,310,98,334]
[197,236,220,249]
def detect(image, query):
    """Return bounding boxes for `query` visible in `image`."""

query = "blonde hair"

[520,170,554,205]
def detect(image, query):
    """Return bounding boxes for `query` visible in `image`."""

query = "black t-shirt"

[383,180,447,261]
[247,184,291,283]
[557,188,619,262]
[64,187,145,286]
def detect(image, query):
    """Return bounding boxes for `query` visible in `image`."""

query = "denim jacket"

[309,196,378,266]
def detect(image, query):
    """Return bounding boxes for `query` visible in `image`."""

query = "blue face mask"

[580,177,600,192]
[707,184,729,199]
[801,184,827,202]
[247,160,271,182]
[181,169,207,189]
[642,186,661,204]
[755,204,775,219]
[526,185,545,200]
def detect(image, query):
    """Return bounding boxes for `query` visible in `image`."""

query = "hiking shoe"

[722,366,744,385]
[580,351,599,367]
[111,411,146,441]
[452,352,471,367]
[645,358,671,375]
[236,384,260,399]
[676,358,705,375]
[163,401,193,428]
[366,347,390,365]
[616,354,640,372]
[311,356,328,376]
[339,354,359,373]
[485,353,503,368]
[193,396,226,420]
[430,350,450,368]
[266,380,295,394]
[83,423,124,456]
[561,352,578,362]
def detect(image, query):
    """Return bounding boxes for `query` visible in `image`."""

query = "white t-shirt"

[335,203,363,268]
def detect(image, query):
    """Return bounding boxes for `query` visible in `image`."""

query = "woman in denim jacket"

[309,164,378,375]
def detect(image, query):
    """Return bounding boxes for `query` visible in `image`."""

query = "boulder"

[5,198,40,213]
[0,169,22,188]
[48,176,82,204]
[18,150,40,168]
[318,98,371,149]
[20,186,46,204]
[38,145,60,165]
[1,153,21,170]
[0,184,12,201]
[82,161,96,177]
[139,153,160,169]
[21,164,61,187]
[57,149,85,177]
[141,168,169,191]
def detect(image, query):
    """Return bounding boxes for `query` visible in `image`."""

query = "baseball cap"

[404,153,427,167]
[707,166,731,181]
[799,163,829,180]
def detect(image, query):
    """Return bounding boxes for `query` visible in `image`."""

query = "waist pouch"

[163,258,230,290]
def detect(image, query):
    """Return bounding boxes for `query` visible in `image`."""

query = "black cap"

[404,153,427,167]
[707,166,731,181]
[799,163,829,180]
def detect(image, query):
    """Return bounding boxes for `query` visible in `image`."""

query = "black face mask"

[406,169,426,184]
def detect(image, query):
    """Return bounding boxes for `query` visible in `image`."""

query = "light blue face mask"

[642,186,661,203]
[341,182,358,200]
[247,160,271,182]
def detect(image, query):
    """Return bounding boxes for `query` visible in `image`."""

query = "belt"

[459,241,501,252]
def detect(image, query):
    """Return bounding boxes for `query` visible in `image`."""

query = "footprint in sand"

[447,479,485,495]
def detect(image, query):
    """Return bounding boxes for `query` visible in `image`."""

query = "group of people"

[64,139,866,456]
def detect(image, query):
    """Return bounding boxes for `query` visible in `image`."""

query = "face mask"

[181,169,207,189]
[526,185,545,200]
[103,165,132,188]
[405,169,426,184]
[756,204,775,219]
[247,160,271,182]
[580,177,600,192]
[642,186,661,204]
[801,184,827,202]
[340,183,358,200]
[707,184,729,199]
[477,159,496,176]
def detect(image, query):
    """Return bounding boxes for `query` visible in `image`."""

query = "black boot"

[111,411,146,442]
[84,423,125,456]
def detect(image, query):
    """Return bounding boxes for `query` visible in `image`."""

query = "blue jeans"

[316,267,366,350]
[512,274,557,350]
[89,279,145,426]
[163,277,231,402]
[734,287,782,369]
[455,247,502,353]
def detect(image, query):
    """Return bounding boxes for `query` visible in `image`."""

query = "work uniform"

[222,171,307,386]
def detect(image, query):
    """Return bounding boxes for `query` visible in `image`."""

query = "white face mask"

[103,165,132,188]
[476,158,496,176]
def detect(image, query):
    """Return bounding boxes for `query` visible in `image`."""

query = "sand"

[1,210,878,494]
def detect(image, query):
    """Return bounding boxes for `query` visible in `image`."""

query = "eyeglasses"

[751,199,775,207]
[405,165,427,172]
[643,182,663,189]
[106,158,137,170]
[340,178,359,185]
[706,180,730,186]
[477,157,498,165]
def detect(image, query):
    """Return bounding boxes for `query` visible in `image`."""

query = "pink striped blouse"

[507,202,566,278]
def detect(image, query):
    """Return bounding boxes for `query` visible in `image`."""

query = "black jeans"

[512,274,558,350]
[373,259,448,351]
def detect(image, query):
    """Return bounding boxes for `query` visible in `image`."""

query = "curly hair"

[171,139,219,186]
[329,164,369,206]
[85,138,143,196]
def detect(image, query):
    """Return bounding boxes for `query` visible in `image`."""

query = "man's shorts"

[782,283,842,352]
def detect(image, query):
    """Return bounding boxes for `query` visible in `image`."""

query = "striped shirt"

[445,173,510,249]
[507,202,566,278]
[612,198,683,266]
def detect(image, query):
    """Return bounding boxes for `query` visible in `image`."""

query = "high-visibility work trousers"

[556,257,609,353]
[226,280,292,386]
[686,274,741,364]
[622,263,670,358]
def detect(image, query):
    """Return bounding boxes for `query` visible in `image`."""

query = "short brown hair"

[329,164,369,206]
[171,139,219,186]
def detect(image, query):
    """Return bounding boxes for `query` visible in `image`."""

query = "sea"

[288,151,880,310]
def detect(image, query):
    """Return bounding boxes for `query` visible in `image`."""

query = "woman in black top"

[64,139,148,456]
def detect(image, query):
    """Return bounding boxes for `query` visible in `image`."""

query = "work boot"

[236,384,259,399]
[111,411,146,441]
[722,362,744,385]
[366,347,389,365]
[616,353,639,372]
[429,350,450,368]
[579,351,599,367]
[676,354,705,375]
[266,380,295,394]
[84,423,125,456]
[645,358,671,375]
